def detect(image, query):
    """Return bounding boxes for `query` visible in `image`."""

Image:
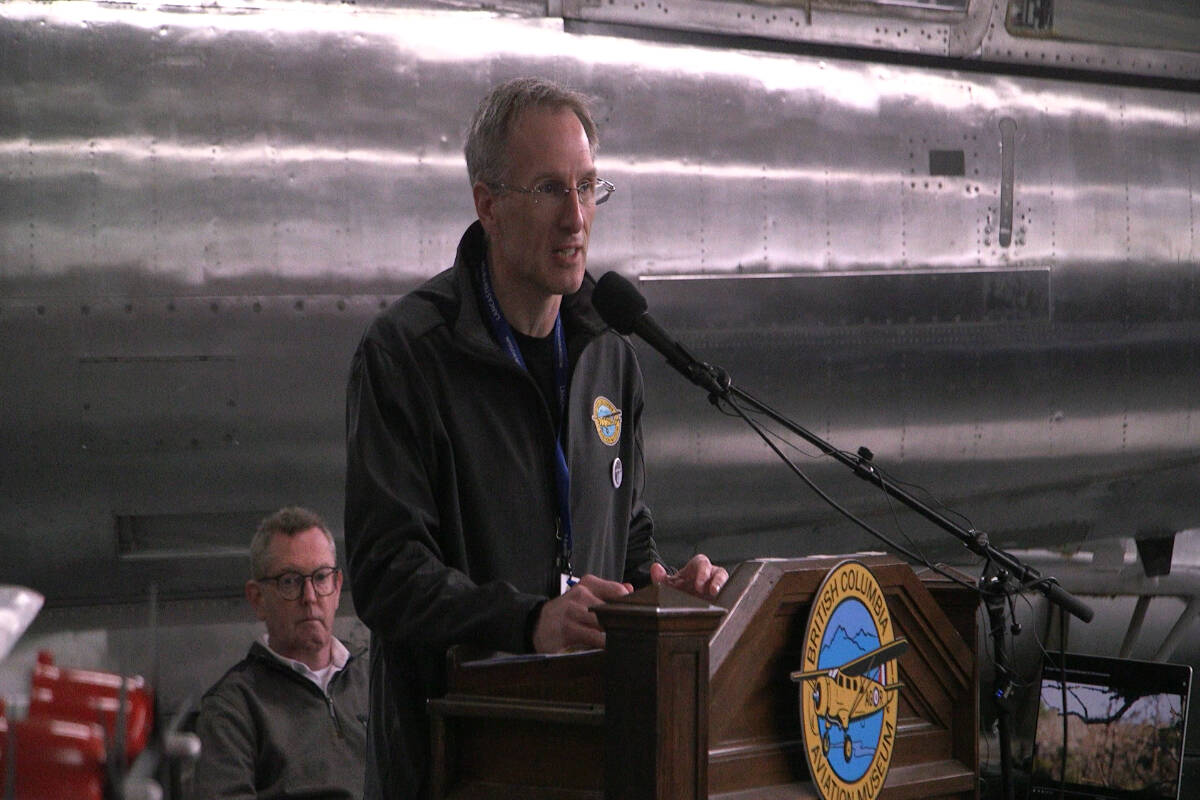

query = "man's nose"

[558,186,586,230]
[300,575,319,601]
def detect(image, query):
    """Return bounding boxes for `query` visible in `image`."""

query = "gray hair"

[249,506,336,579]
[464,77,599,187]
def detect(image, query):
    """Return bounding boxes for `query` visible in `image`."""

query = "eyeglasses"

[257,566,340,600]
[491,178,615,208]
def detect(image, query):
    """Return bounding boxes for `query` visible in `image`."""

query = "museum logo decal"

[791,560,909,800]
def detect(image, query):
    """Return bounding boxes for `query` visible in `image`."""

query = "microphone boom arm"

[590,268,1090,622]
[716,376,1093,624]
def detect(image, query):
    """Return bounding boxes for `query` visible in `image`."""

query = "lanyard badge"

[478,259,576,595]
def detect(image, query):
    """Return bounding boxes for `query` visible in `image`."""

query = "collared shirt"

[260,633,350,695]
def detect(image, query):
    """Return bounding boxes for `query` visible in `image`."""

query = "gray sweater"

[191,640,369,799]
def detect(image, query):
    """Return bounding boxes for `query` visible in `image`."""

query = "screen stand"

[985,572,1017,800]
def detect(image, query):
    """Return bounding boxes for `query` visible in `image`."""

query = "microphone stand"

[677,356,1092,800]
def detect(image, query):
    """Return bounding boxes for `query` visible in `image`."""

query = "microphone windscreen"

[592,271,647,335]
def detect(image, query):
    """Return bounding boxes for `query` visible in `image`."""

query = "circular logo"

[792,561,905,800]
[591,396,622,446]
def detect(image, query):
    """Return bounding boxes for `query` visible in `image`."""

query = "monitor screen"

[1029,652,1191,800]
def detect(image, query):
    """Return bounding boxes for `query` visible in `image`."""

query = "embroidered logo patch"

[590,396,622,446]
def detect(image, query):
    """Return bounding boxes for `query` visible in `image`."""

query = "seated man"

[191,507,369,800]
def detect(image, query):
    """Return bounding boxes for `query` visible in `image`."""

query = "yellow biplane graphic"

[791,638,909,762]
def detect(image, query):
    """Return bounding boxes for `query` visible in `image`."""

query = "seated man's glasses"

[491,178,615,208]
[258,566,340,600]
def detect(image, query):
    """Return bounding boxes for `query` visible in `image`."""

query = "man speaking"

[345,77,726,800]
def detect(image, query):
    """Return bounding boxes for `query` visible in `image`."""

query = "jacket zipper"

[326,670,345,738]
[260,647,349,738]
[325,692,344,738]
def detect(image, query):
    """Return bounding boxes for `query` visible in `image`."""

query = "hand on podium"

[532,574,633,653]
[651,554,727,600]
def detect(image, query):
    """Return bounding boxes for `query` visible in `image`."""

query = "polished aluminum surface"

[0,1,1197,627]
[565,0,1200,80]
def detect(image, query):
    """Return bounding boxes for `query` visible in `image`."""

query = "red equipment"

[0,651,153,800]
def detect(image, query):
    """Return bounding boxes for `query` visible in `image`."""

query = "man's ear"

[332,568,344,611]
[246,579,267,621]
[473,181,497,232]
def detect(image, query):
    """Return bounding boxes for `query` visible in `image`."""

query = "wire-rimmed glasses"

[491,178,615,208]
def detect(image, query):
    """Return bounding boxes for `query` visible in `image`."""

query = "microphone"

[592,271,728,395]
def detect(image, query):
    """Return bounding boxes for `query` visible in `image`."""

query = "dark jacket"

[345,221,662,800]
[190,640,369,800]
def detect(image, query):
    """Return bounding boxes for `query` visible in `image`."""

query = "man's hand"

[650,554,727,600]
[531,574,633,653]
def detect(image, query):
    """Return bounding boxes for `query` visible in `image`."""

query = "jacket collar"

[444,220,608,355]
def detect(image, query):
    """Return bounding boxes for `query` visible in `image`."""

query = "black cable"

[715,389,929,565]
[713,390,982,595]
[1057,606,1068,800]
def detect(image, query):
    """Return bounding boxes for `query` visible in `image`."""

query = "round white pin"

[611,457,623,489]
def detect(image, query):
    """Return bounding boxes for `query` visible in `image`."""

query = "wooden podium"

[428,554,978,799]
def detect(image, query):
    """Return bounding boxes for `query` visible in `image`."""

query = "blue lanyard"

[477,259,575,580]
